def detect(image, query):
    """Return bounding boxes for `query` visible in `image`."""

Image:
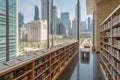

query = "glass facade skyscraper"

[0,0,7,62]
[18,13,24,27]
[41,0,53,34]
[34,5,39,20]
[61,12,70,36]
[0,0,17,62]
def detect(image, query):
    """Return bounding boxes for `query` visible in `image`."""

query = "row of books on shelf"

[105,32,111,37]
[19,73,32,80]
[112,14,120,26]
[0,62,33,80]
[35,55,50,66]
[51,63,57,71]
[112,70,120,80]
[101,57,120,80]
[52,57,59,64]
[104,52,111,61]
[51,68,59,79]
[112,58,120,73]
[104,38,111,44]
[101,14,120,31]
[101,62,112,80]
[51,52,59,58]
[0,66,32,80]
[113,39,120,48]
[35,62,49,76]
[102,46,120,79]
[112,27,120,36]
[112,48,120,59]
[101,20,111,31]
[36,70,50,80]
[105,45,111,51]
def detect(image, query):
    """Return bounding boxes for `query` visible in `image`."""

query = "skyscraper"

[34,5,39,20]
[71,18,77,39]
[41,0,53,35]
[0,0,17,62]
[80,21,87,32]
[18,13,24,27]
[91,19,93,32]
[56,18,61,35]
[88,17,91,32]
[61,12,70,36]
[53,6,57,35]
[41,0,47,20]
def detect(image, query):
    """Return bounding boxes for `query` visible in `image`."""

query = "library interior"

[0,0,120,80]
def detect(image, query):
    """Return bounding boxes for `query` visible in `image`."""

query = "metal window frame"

[6,0,9,61]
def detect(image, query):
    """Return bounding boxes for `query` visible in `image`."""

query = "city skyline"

[18,0,92,23]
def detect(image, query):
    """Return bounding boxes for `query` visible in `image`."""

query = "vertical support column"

[93,13,95,49]
[77,0,80,42]
[77,0,80,80]
[6,0,9,61]
[51,0,54,47]
[47,0,50,49]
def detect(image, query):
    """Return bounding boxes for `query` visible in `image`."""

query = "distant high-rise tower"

[61,12,70,36]
[41,0,53,34]
[88,17,91,32]
[34,5,39,20]
[18,13,24,27]
[41,0,47,20]
[53,6,57,35]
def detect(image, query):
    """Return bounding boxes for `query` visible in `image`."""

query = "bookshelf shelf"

[100,64,109,80]
[100,5,120,80]
[0,40,79,80]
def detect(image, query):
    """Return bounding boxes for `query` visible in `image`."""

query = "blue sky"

[18,0,92,23]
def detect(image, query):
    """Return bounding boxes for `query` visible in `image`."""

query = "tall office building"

[56,18,61,35]
[80,21,87,32]
[41,0,52,20]
[27,20,47,42]
[75,3,80,20]
[61,12,70,36]
[91,19,93,32]
[71,18,77,39]
[53,6,57,35]
[34,5,39,20]
[0,0,17,62]
[18,13,24,27]
[88,17,91,32]
[41,0,53,34]
[41,0,47,20]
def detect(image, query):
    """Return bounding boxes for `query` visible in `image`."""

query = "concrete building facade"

[27,20,47,42]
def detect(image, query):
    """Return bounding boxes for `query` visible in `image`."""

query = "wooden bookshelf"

[100,5,120,80]
[0,40,79,80]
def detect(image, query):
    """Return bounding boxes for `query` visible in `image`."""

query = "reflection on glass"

[81,52,90,64]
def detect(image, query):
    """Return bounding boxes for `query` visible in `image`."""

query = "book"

[14,68,25,77]
[20,76,28,80]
